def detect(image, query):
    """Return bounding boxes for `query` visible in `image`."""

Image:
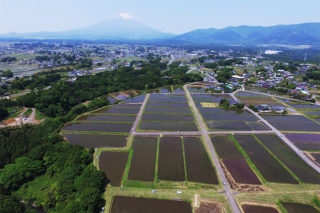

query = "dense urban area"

[0,40,319,213]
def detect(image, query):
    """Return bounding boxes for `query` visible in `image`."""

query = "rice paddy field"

[64,133,127,148]
[125,136,218,186]
[262,115,320,132]
[138,93,198,132]
[110,196,193,213]
[211,136,261,185]
[285,101,320,122]
[241,204,279,213]
[99,151,129,187]
[280,202,320,213]
[59,88,320,213]
[234,135,298,184]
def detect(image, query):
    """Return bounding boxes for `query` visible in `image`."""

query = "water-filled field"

[99,152,128,186]
[148,94,187,102]
[204,113,257,122]
[128,137,157,181]
[242,204,279,213]
[144,107,191,114]
[110,196,193,213]
[284,133,320,151]
[140,121,197,131]
[281,202,320,213]
[234,135,297,184]
[262,115,320,131]
[256,134,320,184]
[110,104,142,108]
[184,137,218,184]
[211,136,261,184]
[77,114,136,122]
[188,87,206,93]
[64,133,127,148]
[142,113,194,122]
[94,107,140,114]
[63,122,132,132]
[158,137,185,181]
[236,92,268,97]
[207,121,267,131]
[123,95,146,103]
[172,87,185,94]
[147,102,189,108]
[289,104,320,109]
[63,123,132,132]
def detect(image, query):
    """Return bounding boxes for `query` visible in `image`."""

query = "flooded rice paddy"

[256,134,320,184]
[234,135,298,184]
[184,137,218,184]
[128,137,157,181]
[158,137,185,181]
[110,196,192,213]
[99,151,128,186]
[64,133,127,148]
[63,122,132,132]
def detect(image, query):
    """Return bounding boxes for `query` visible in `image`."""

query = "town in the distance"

[0,2,320,213]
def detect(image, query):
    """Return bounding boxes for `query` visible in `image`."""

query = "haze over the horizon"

[1,0,320,35]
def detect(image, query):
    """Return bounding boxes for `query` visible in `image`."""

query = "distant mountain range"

[1,17,173,41]
[1,19,320,46]
[173,23,320,45]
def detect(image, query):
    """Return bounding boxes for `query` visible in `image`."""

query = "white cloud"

[118,13,134,20]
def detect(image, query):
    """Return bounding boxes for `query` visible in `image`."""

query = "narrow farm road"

[184,84,241,213]
[130,93,150,135]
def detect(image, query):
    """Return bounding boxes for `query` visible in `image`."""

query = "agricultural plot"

[147,102,189,108]
[183,137,218,184]
[237,97,281,106]
[241,204,279,213]
[262,115,320,132]
[94,107,140,115]
[203,113,257,122]
[110,104,142,108]
[280,202,320,213]
[289,104,320,109]
[107,96,117,104]
[207,121,267,131]
[196,202,223,213]
[140,121,197,131]
[159,87,172,93]
[284,133,320,151]
[172,87,185,94]
[191,94,232,103]
[158,137,185,181]
[123,95,146,103]
[63,122,132,132]
[234,135,298,184]
[110,196,193,213]
[142,113,194,122]
[148,94,187,102]
[236,92,268,97]
[64,133,127,148]
[128,137,157,182]
[188,87,206,93]
[144,107,191,114]
[256,134,320,184]
[311,153,320,165]
[77,114,136,122]
[99,151,128,186]
[211,136,261,185]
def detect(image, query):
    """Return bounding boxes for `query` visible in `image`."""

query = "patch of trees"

[16,60,201,117]
[1,70,13,78]
[0,57,17,63]
[216,68,233,83]
[204,63,218,69]
[35,55,50,62]
[11,74,61,90]
[306,70,320,81]
[0,103,107,212]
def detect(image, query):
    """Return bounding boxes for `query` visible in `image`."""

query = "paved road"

[246,106,320,173]
[184,84,241,213]
[130,94,150,135]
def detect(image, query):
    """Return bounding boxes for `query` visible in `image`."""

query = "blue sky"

[1,0,319,34]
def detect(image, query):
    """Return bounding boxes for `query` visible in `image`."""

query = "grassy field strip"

[230,135,267,184]
[181,137,188,182]
[121,149,134,186]
[154,136,160,183]
[252,135,302,184]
